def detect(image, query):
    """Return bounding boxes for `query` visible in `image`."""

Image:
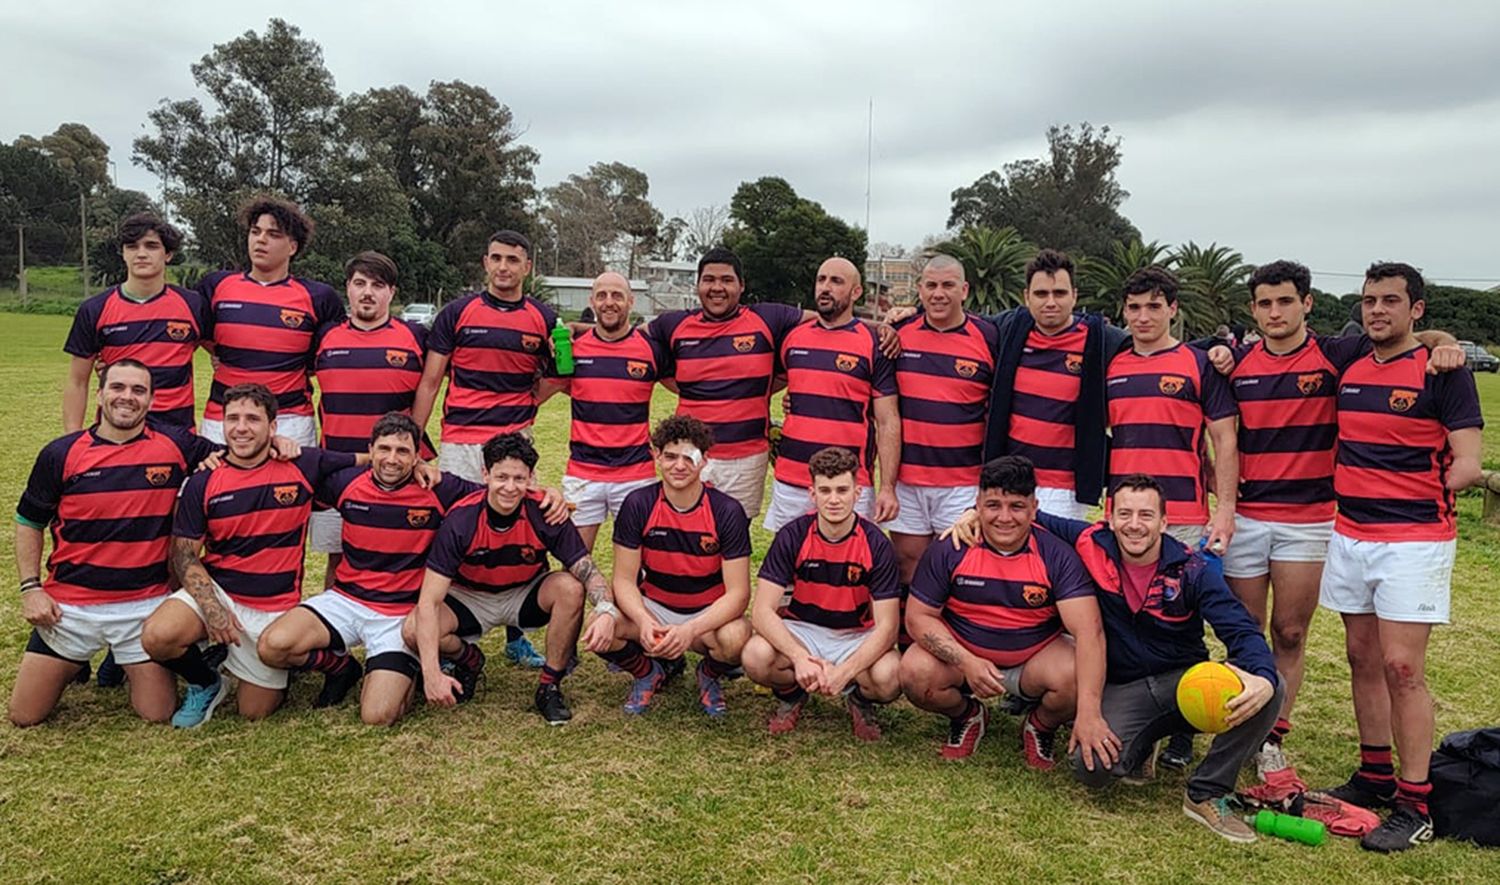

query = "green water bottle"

[551,319,574,376]
[1253,810,1326,846]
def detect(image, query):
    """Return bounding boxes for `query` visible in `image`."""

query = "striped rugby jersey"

[425,491,588,594]
[892,314,998,487]
[313,318,428,453]
[566,327,664,482]
[613,482,751,613]
[427,291,558,444]
[758,513,899,631]
[1010,319,1089,491]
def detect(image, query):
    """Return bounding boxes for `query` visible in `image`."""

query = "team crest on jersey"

[732,335,756,353]
[144,465,173,486]
[279,309,304,329]
[1065,353,1084,374]
[406,508,432,527]
[165,321,192,341]
[700,536,720,555]
[1296,373,1323,395]
[847,564,865,583]
[954,359,979,378]
[627,360,648,379]
[1389,389,1418,412]
[272,485,300,505]
[386,349,409,368]
[1022,583,1049,607]
[835,353,859,372]
[520,334,541,353]
[519,545,538,563]
[1158,375,1186,395]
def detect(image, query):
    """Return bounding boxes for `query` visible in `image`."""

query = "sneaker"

[659,655,687,685]
[1314,773,1396,811]
[1360,806,1434,853]
[695,660,727,718]
[1121,752,1157,786]
[535,683,573,725]
[1021,717,1057,771]
[504,635,545,669]
[1158,732,1195,771]
[941,700,989,760]
[171,676,228,729]
[1182,793,1257,843]
[1253,739,1288,780]
[444,648,486,705]
[768,693,807,735]
[846,692,882,742]
[96,650,126,688]
[313,657,363,709]
[623,659,666,715]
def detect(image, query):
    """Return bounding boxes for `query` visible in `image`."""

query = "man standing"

[596,415,752,717]
[63,214,209,433]
[1043,474,1280,844]
[307,252,428,582]
[744,447,902,741]
[901,456,1111,770]
[764,258,901,532]
[409,433,616,725]
[198,197,344,446]
[10,360,217,726]
[1317,262,1483,853]
[545,272,665,553]
[412,229,556,669]
[140,384,360,727]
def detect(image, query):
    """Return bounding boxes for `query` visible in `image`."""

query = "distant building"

[636,259,701,317]
[538,276,649,315]
[865,255,918,306]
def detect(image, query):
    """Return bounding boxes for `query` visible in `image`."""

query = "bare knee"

[547,575,584,616]
[864,654,902,703]
[899,649,939,701]
[256,628,296,669]
[8,703,47,729]
[710,619,750,662]
[360,703,402,727]
[400,615,419,650]
[1382,655,1426,693]
[741,636,775,680]
[1271,619,1306,653]
[141,618,182,660]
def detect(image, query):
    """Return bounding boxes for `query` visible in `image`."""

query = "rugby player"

[197,197,344,446]
[764,257,901,532]
[744,447,901,740]
[902,456,1110,769]
[597,415,752,717]
[10,360,218,726]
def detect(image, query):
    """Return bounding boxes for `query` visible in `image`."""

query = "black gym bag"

[1430,727,1500,846]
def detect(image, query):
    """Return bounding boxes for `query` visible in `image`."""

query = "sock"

[298,648,351,675]
[505,625,524,643]
[699,654,733,680]
[849,685,878,707]
[1355,743,1396,794]
[1269,717,1291,745]
[773,685,807,704]
[452,641,484,672]
[598,641,653,678]
[161,645,218,687]
[1396,778,1432,817]
[1026,709,1056,736]
[951,697,980,724]
[539,664,565,687]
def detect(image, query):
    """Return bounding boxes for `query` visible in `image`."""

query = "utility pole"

[79,188,89,297]
[17,224,27,306]
[864,99,873,235]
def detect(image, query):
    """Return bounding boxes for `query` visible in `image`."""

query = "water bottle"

[1196,536,1225,582]
[1253,810,1326,846]
[551,318,574,376]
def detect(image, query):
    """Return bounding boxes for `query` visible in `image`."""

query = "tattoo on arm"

[171,537,225,623]
[921,630,964,666]
[570,557,610,606]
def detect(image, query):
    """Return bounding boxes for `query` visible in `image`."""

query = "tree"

[680,203,730,257]
[948,123,1139,259]
[722,177,866,306]
[18,123,113,291]
[1174,242,1251,337]
[653,216,686,262]
[541,161,662,278]
[1077,239,1176,316]
[0,142,78,282]
[935,226,1036,313]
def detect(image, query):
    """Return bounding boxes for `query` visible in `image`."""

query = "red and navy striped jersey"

[1229,334,1367,523]
[427,291,558,444]
[1106,344,1237,525]
[425,491,588,594]
[892,314,998,487]
[1334,346,1483,542]
[64,285,210,428]
[1010,319,1089,491]
[910,526,1094,667]
[758,514,898,631]
[613,482,751,613]
[313,318,428,453]
[317,468,481,616]
[647,303,804,459]
[198,272,344,420]
[17,426,218,605]
[775,318,898,488]
[566,327,664,481]
[173,448,358,611]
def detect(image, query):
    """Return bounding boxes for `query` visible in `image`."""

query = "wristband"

[593,600,618,619]
[20,578,43,594]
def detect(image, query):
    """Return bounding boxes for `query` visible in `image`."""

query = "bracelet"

[20,578,43,594]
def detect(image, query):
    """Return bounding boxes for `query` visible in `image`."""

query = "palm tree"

[1173,241,1251,337]
[935,226,1036,313]
[1077,239,1176,317]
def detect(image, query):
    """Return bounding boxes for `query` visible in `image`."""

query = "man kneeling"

[743,447,901,741]
[595,416,752,717]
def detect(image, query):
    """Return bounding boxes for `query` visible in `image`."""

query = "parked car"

[400,302,437,327]
[1458,341,1499,373]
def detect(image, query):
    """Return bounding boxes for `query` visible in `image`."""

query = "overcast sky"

[4,1,1498,291]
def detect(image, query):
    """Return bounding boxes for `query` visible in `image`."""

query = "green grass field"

[1,313,1498,883]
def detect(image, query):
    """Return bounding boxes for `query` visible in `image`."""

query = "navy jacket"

[1035,511,1276,685]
